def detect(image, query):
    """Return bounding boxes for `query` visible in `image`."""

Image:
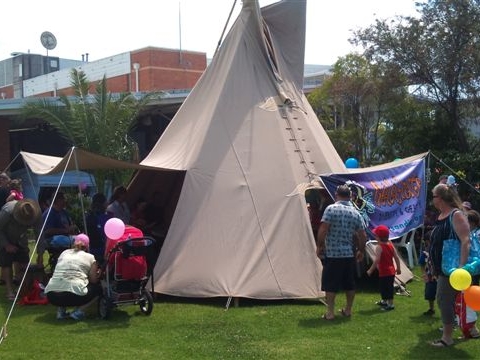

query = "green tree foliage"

[307,0,480,204]
[308,54,413,164]
[347,0,480,203]
[377,98,438,159]
[21,69,161,187]
[352,0,480,153]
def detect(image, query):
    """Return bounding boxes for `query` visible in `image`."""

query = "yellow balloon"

[449,268,472,290]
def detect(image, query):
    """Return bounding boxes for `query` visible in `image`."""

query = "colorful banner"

[320,157,426,239]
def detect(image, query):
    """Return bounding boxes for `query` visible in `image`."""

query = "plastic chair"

[392,228,419,269]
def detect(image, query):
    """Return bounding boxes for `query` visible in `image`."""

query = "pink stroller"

[98,226,156,319]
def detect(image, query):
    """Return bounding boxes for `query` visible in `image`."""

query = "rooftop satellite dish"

[40,31,57,50]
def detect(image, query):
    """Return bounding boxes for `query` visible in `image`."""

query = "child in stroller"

[98,225,156,319]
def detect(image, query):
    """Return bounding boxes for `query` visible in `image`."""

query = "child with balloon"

[450,209,480,339]
[449,268,480,339]
[467,210,480,286]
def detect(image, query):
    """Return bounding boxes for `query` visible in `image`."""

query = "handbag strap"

[448,209,459,241]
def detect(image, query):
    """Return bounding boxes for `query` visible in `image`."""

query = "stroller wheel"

[98,295,112,320]
[139,289,153,315]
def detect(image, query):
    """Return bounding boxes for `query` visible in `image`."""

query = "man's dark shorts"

[321,257,356,292]
[0,247,29,267]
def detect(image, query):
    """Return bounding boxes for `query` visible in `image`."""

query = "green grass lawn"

[0,267,478,360]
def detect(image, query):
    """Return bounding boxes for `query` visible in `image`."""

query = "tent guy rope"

[429,151,480,195]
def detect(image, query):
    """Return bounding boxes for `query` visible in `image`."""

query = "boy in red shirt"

[367,225,402,311]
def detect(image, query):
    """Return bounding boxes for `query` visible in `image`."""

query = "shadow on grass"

[154,294,230,308]
[405,329,475,359]
[0,299,51,320]
[409,312,440,324]
[355,306,390,316]
[154,294,320,309]
[33,306,133,331]
[298,314,352,328]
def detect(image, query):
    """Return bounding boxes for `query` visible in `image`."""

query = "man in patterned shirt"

[316,184,367,320]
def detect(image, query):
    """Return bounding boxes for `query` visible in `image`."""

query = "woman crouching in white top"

[45,234,101,320]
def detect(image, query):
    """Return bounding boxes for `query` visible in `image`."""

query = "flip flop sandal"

[430,339,452,347]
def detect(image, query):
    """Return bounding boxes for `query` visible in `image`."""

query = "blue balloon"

[345,158,359,168]
[447,175,456,185]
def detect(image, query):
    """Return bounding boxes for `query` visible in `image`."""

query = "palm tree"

[21,68,162,186]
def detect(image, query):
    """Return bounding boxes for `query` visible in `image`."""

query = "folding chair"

[392,228,419,269]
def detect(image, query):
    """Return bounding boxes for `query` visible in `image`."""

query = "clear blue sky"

[0,0,419,65]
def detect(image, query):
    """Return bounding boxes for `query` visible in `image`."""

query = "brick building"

[0,47,207,168]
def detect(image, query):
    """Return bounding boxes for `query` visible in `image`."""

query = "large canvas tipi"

[129,0,346,299]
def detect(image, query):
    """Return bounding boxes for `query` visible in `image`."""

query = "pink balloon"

[104,218,125,240]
